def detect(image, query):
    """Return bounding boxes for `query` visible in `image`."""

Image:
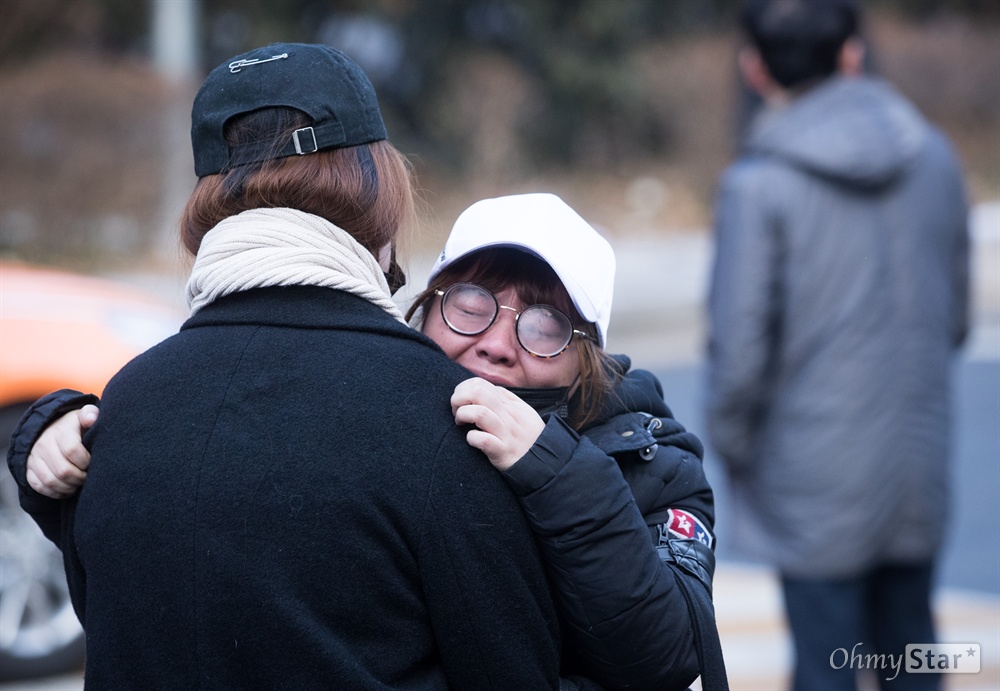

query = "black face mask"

[508,386,571,419]
[383,244,406,294]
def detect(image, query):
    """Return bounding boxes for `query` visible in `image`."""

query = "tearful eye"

[516,306,574,357]
[520,319,561,341]
[441,284,499,334]
[454,303,491,318]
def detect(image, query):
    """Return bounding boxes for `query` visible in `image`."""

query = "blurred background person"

[705,1,970,689]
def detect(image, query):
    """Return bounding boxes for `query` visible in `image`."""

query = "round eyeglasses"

[435,283,595,358]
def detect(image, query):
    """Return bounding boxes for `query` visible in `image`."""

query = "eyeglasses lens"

[442,284,497,334]
[441,284,574,357]
[517,306,573,357]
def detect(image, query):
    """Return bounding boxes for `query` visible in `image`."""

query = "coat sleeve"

[705,160,783,471]
[417,424,604,691]
[502,415,701,691]
[6,389,100,545]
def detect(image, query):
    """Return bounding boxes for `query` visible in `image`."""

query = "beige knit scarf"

[185,208,405,323]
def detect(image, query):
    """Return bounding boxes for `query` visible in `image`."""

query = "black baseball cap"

[191,43,388,177]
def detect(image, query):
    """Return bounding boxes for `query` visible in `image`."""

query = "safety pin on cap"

[229,53,289,73]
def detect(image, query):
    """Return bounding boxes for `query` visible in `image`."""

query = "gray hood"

[744,76,928,188]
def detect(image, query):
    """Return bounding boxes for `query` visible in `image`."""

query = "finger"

[454,403,502,436]
[52,461,87,487]
[451,377,501,409]
[55,433,91,472]
[47,409,93,471]
[453,381,524,423]
[465,429,522,471]
[79,404,100,429]
[37,450,87,487]
[26,467,62,498]
[27,438,87,486]
[465,429,516,470]
[26,464,74,499]
[465,428,501,455]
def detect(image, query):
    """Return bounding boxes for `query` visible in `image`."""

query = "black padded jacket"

[506,357,718,691]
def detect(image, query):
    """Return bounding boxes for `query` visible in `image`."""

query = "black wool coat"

[12,286,593,690]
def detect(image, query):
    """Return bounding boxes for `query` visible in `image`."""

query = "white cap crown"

[429,193,615,346]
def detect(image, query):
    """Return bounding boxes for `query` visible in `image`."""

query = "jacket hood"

[744,76,928,188]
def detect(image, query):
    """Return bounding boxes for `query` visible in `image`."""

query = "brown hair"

[179,107,415,258]
[405,248,622,429]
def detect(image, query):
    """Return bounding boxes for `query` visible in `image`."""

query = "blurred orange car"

[0,260,184,681]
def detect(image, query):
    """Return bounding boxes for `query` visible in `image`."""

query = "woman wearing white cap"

[407,192,725,691]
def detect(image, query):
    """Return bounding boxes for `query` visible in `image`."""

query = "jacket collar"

[181,285,438,350]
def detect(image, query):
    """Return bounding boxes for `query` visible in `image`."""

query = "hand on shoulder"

[451,378,545,471]
[25,405,98,499]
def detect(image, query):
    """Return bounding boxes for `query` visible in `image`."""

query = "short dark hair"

[180,106,415,259]
[740,0,859,88]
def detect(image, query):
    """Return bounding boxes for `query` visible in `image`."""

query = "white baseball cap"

[428,193,615,346]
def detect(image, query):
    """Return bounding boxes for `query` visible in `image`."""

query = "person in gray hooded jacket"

[706,1,969,690]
